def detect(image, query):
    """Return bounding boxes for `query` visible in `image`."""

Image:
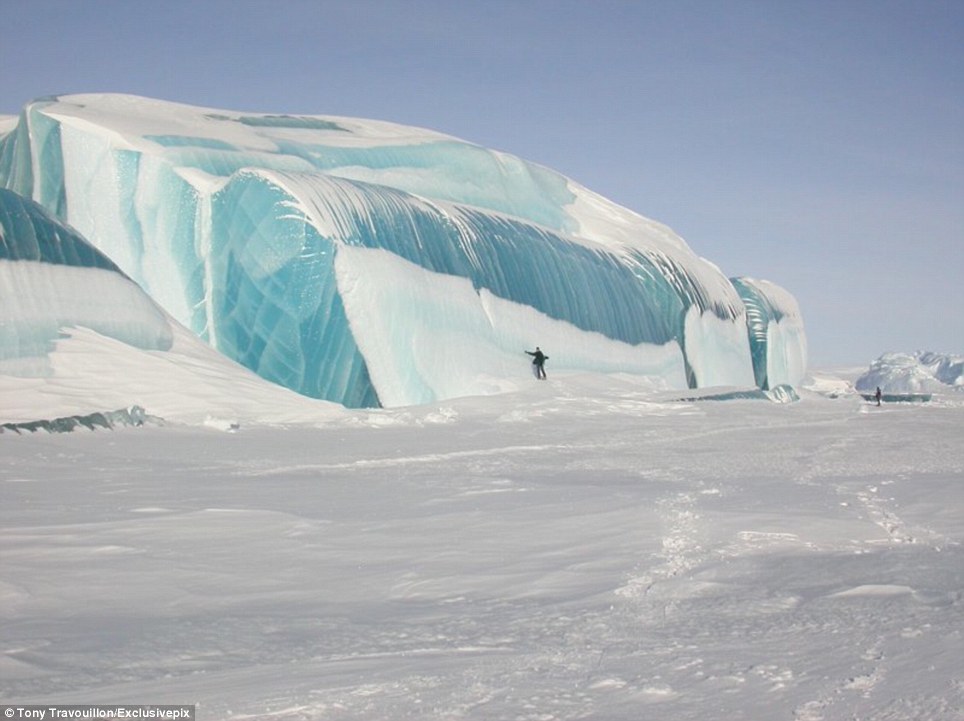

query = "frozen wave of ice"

[1,94,808,406]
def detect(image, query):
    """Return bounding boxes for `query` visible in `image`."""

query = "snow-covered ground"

[2,371,963,720]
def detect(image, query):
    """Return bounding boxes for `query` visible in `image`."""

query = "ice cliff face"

[0,94,807,407]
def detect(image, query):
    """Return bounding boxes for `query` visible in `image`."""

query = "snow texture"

[1,94,806,407]
[1,370,962,720]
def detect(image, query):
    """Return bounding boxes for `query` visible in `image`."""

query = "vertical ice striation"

[208,170,378,407]
[207,169,755,404]
[1,94,806,406]
[731,277,807,389]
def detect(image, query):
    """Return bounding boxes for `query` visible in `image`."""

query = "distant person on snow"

[525,347,548,380]
[875,386,882,406]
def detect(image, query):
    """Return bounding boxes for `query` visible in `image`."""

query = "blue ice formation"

[730,277,807,390]
[0,187,173,374]
[0,187,116,270]
[0,404,160,434]
[1,94,807,407]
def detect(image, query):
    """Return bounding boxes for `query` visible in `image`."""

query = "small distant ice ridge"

[1,94,807,407]
[855,352,963,394]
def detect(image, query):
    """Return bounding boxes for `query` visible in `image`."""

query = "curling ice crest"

[0,94,807,407]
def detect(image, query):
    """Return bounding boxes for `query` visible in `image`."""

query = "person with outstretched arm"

[525,347,548,379]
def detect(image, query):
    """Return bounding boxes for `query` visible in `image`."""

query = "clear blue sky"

[2,0,961,366]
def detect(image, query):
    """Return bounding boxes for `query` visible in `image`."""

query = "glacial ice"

[675,384,800,403]
[856,351,964,394]
[0,404,159,434]
[730,277,807,390]
[0,188,173,376]
[0,94,807,407]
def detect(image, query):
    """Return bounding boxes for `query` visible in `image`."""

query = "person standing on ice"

[875,386,882,406]
[525,347,548,380]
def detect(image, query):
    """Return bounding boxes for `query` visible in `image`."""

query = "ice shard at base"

[0,94,807,407]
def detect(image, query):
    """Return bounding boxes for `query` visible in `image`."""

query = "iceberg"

[855,351,963,395]
[1,94,807,407]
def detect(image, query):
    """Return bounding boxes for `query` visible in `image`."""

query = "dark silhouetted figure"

[526,347,548,380]
[875,386,882,406]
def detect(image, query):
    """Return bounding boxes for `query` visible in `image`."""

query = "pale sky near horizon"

[2,0,961,367]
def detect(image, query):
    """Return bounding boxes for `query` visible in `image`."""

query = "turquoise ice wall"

[0,95,807,406]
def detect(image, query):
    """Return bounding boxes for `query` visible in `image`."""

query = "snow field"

[2,376,962,720]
